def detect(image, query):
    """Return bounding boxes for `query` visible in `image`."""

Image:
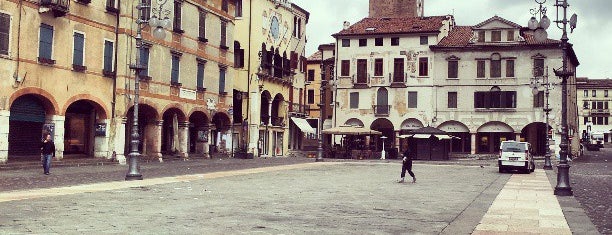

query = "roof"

[307,51,322,61]
[576,77,612,88]
[333,16,449,37]
[474,16,522,28]
[435,26,560,48]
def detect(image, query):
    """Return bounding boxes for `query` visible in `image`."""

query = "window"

[374,58,383,76]
[534,58,544,77]
[592,90,596,97]
[474,91,517,109]
[507,31,515,41]
[375,37,383,46]
[356,59,367,83]
[140,0,151,21]
[391,37,399,46]
[221,0,228,12]
[491,31,501,42]
[341,39,350,47]
[605,90,609,97]
[219,66,226,93]
[418,57,428,77]
[534,91,544,108]
[583,101,589,109]
[220,21,228,49]
[103,40,114,72]
[477,31,485,42]
[171,53,180,84]
[173,0,182,32]
[39,24,54,61]
[72,32,85,66]
[307,69,315,81]
[307,89,315,104]
[139,46,149,76]
[506,60,515,77]
[198,11,207,41]
[408,92,418,108]
[235,0,242,17]
[448,92,457,108]
[583,117,589,125]
[234,41,244,68]
[0,13,9,55]
[359,39,367,47]
[393,58,404,82]
[448,60,458,78]
[584,90,588,97]
[349,92,359,109]
[341,60,350,76]
[491,59,501,78]
[106,0,117,9]
[196,59,206,90]
[297,18,302,39]
[477,60,485,78]
[419,36,428,45]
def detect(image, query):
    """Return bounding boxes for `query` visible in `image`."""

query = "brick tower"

[369,0,424,18]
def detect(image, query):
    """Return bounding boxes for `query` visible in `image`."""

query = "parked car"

[498,141,535,173]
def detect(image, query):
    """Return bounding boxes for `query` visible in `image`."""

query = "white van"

[498,141,535,173]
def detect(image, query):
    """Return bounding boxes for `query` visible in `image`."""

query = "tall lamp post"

[126,0,171,180]
[531,67,553,170]
[528,0,577,196]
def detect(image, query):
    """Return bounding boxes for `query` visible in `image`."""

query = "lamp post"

[380,136,387,160]
[531,68,553,170]
[528,0,577,196]
[126,0,171,181]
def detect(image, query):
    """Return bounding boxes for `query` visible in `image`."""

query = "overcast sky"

[292,0,612,79]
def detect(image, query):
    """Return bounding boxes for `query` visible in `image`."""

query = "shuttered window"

[341,60,350,76]
[199,11,206,39]
[171,54,180,83]
[448,92,457,108]
[506,60,515,77]
[73,32,85,66]
[219,67,226,93]
[408,92,418,108]
[139,47,149,76]
[196,60,205,90]
[356,59,367,83]
[173,0,182,31]
[0,13,9,55]
[477,60,485,78]
[39,24,54,60]
[220,21,227,48]
[448,60,458,78]
[103,41,114,72]
[349,92,359,109]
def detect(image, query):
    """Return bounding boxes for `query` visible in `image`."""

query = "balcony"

[289,102,310,117]
[372,105,391,117]
[271,117,285,127]
[589,109,610,115]
[40,0,70,17]
[390,72,407,88]
[353,74,369,89]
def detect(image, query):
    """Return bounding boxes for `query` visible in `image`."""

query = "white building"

[576,78,611,143]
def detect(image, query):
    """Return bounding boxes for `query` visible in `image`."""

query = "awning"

[398,134,460,139]
[322,125,382,135]
[291,117,316,134]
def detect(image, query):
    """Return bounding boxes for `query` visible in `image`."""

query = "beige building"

[1,0,116,163]
[304,43,334,150]
[234,0,309,157]
[576,78,611,143]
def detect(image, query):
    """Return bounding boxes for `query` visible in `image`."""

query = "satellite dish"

[569,14,577,33]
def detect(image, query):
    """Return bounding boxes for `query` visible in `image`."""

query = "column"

[515,133,521,142]
[151,120,163,161]
[94,119,110,159]
[203,124,212,158]
[48,115,66,160]
[178,121,189,159]
[266,100,272,156]
[248,90,260,155]
[113,117,127,165]
[0,110,9,163]
[471,133,476,155]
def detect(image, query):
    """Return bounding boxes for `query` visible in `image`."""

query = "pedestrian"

[40,133,55,175]
[398,147,416,183]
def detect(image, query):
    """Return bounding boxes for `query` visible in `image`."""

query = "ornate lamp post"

[126,0,171,180]
[531,67,553,170]
[528,0,577,196]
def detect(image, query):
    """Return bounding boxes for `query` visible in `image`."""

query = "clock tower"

[369,0,424,18]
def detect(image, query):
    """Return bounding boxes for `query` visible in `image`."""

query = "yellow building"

[305,43,335,150]
[1,0,115,163]
[234,0,310,157]
[111,0,237,162]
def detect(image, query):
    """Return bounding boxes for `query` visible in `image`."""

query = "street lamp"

[531,67,554,170]
[380,136,388,160]
[528,0,577,196]
[126,0,171,181]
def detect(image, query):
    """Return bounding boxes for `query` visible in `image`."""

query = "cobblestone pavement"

[568,147,612,235]
[0,158,508,234]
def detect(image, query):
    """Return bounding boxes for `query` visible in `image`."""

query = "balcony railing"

[40,0,70,17]
[289,102,309,116]
[271,117,284,127]
[589,109,610,115]
[372,105,391,116]
[390,72,407,87]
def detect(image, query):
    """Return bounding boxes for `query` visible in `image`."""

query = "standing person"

[398,147,416,183]
[40,133,55,175]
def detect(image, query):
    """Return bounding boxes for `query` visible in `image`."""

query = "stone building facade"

[576,78,612,143]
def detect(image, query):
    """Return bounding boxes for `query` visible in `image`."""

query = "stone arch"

[161,103,187,122]
[477,121,514,133]
[437,120,471,153]
[521,122,552,156]
[400,118,424,131]
[476,121,515,154]
[9,87,59,115]
[123,99,161,120]
[62,94,110,119]
[344,118,364,127]
[437,120,469,133]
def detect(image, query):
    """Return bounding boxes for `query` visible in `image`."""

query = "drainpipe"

[111,0,121,118]
[14,0,23,87]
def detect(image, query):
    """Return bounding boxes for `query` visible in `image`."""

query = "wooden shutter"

[39,24,53,59]
[0,13,9,55]
[103,41,114,71]
[290,52,297,69]
[73,33,85,66]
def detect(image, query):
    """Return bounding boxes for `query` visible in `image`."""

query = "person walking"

[40,133,55,175]
[398,147,416,183]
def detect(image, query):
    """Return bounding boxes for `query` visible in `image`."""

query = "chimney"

[343,21,350,30]
[369,0,422,18]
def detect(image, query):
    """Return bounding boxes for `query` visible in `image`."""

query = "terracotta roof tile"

[307,51,322,61]
[333,16,449,37]
[434,26,560,48]
[474,16,522,28]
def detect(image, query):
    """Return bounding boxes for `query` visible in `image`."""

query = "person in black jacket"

[398,147,416,183]
[40,133,55,175]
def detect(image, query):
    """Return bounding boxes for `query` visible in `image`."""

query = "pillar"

[248,90,260,155]
[515,133,521,142]
[48,115,65,160]
[0,110,9,163]
[266,100,273,156]
[150,120,163,161]
[178,121,189,159]
[113,117,127,165]
[94,119,111,159]
[471,133,476,155]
